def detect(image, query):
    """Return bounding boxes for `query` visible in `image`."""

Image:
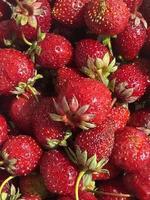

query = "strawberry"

[21,195,41,200]
[123,170,150,200]
[128,108,150,135]
[112,127,150,172]
[0,1,12,21]
[0,114,8,146]
[40,150,78,196]
[52,0,90,28]
[50,78,112,130]
[113,13,147,61]
[11,0,52,41]
[123,0,143,12]
[19,173,48,199]
[58,192,97,200]
[0,135,42,176]
[9,93,40,133]
[84,0,130,35]
[110,62,148,103]
[32,97,69,149]
[0,48,35,95]
[139,0,150,26]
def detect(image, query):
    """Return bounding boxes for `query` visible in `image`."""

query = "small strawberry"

[128,108,150,135]
[0,135,42,176]
[21,195,41,200]
[32,97,70,149]
[0,114,8,146]
[40,150,78,196]
[0,1,12,21]
[11,0,52,41]
[112,127,150,172]
[19,173,48,199]
[110,62,148,103]
[123,0,143,12]
[58,191,97,200]
[113,13,147,61]
[52,0,90,28]
[139,0,150,26]
[84,0,130,35]
[9,93,40,133]
[50,78,112,130]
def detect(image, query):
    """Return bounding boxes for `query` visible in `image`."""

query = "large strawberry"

[11,0,52,41]
[84,0,130,35]
[112,127,150,172]
[110,62,148,103]
[58,192,97,200]
[0,135,42,176]
[0,114,8,146]
[123,0,143,12]
[52,0,90,28]
[113,13,147,61]
[40,150,78,196]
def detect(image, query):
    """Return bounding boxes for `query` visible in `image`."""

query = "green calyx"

[12,0,43,28]
[82,53,118,86]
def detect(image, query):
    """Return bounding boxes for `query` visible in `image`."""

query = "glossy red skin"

[40,150,78,195]
[75,39,109,69]
[111,63,148,103]
[21,195,41,200]
[123,0,143,12]
[52,0,90,27]
[123,170,150,200]
[84,0,130,35]
[97,180,133,200]
[0,1,11,21]
[2,135,42,176]
[59,78,112,126]
[139,0,150,26]
[113,14,147,61]
[58,192,97,200]
[0,114,8,145]
[32,98,65,147]
[112,127,150,172]
[0,48,34,95]
[9,93,39,133]
[75,120,115,161]
[37,33,73,69]
[12,0,52,41]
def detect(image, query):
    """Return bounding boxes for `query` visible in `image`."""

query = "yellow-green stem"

[0,176,14,194]
[75,170,86,200]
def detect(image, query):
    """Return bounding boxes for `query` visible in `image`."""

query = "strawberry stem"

[75,170,86,200]
[102,37,113,56]
[0,176,14,194]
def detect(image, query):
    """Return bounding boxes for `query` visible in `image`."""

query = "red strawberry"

[128,108,150,135]
[50,78,112,130]
[35,33,73,69]
[0,135,42,176]
[139,0,150,26]
[110,62,148,103]
[113,13,147,61]
[123,0,143,12]
[0,48,35,95]
[84,0,130,35]
[21,195,41,200]
[123,170,150,200]
[19,173,48,199]
[52,0,90,28]
[9,93,40,133]
[112,127,150,172]
[0,1,11,21]
[11,0,52,41]
[58,192,97,200]
[96,180,133,200]
[40,150,78,196]
[32,97,69,148]
[0,114,8,146]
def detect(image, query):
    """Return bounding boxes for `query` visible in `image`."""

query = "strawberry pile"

[0,0,149,200]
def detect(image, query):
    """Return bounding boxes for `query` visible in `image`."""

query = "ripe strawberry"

[110,63,148,103]
[32,97,69,148]
[123,0,143,12]
[58,192,97,200]
[139,0,150,26]
[0,114,8,146]
[0,135,42,176]
[50,78,112,130]
[0,1,12,21]
[113,13,147,61]
[36,33,73,69]
[0,48,35,95]
[123,170,150,200]
[112,127,150,172]
[84,0,130,35]
[21,195,41,200]
[11,0,52,41]
[52,0,90,28]
[128,108,150,135]
[9,93,40,133]
[40,150,78,196]
[19,173,48,199]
